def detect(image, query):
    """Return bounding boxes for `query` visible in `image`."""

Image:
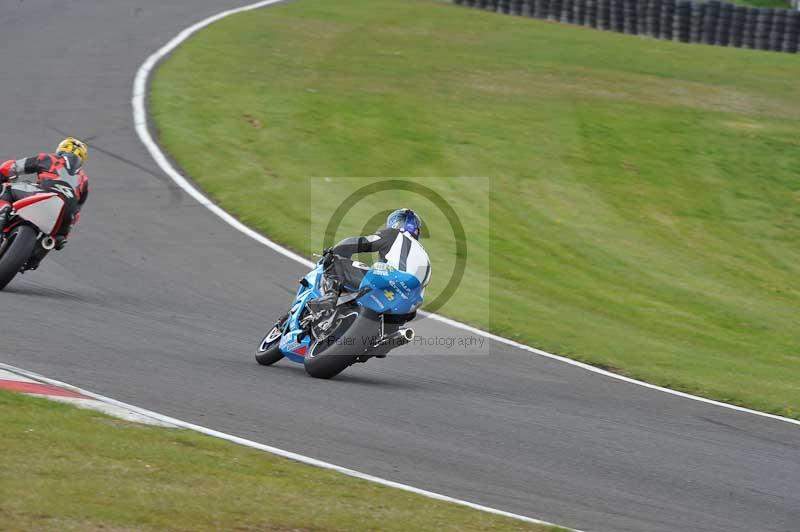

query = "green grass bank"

[150,0,800,418]
[0,390,562,531]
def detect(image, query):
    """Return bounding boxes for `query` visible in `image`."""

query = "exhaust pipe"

[369,327,416,360]
[41,236,56,250]
[377,327,415,347]
[399,328,415,342]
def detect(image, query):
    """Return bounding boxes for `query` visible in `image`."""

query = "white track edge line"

[0,363,575,531]
[129,0,574,528]
[133,0,314,269]
[132,0,800,429]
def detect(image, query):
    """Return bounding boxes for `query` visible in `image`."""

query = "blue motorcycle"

[255,254,421,379]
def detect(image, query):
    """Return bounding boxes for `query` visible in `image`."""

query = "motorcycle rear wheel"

[304,309,379,379]
[0,225,37,290]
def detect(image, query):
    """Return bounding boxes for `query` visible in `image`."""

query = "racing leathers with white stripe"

[331,227,431,288]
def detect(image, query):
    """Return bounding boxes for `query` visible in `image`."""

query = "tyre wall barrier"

[454,0,800,53]
[784,11,800,52]
[598,0,611,29]
[675,0,691,42]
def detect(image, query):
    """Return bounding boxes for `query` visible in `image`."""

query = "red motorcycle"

[0,182,73,290]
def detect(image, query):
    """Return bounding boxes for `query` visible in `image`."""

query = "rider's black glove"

[322,247,335,268]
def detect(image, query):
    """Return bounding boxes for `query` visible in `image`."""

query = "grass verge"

[0,390,562,531]
[150,0,800,418]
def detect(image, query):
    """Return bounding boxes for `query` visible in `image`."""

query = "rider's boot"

[0,201,11,232]
[308,276,343,314]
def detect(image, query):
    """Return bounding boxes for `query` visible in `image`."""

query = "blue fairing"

[278,259,324,363]
[277,259,423,364]
[357,262,423,315]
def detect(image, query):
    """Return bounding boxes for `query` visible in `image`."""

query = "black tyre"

[304,309,380,379]
[255,316,287,366]
[0,225,37,291]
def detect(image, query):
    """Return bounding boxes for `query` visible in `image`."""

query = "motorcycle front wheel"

[255,316,287,366]
[0,225,37,290]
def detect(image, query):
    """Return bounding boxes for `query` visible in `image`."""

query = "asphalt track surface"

[1,2,798,531]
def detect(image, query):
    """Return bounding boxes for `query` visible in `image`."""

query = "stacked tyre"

[770,9,787,52]
[729,6,747,48]
[716,2,732,46]
[549,0,562,20]
[621,0,635,34]
[702,0,719,45]
[743,7,758,48]
[574,0,586,26]
[561,0,574,23]
[531,0,546,19]
[689,2,704,42]
[610,0,624,32]
[674,0,690,42]
[585,0,598,27]
[784,11,800,53]
[598,0,610,29]
[645,0,661,37]
[660,0,676,39]
[755,9,774,50]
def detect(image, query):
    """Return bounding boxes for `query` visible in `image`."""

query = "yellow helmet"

[56,137,88,165]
